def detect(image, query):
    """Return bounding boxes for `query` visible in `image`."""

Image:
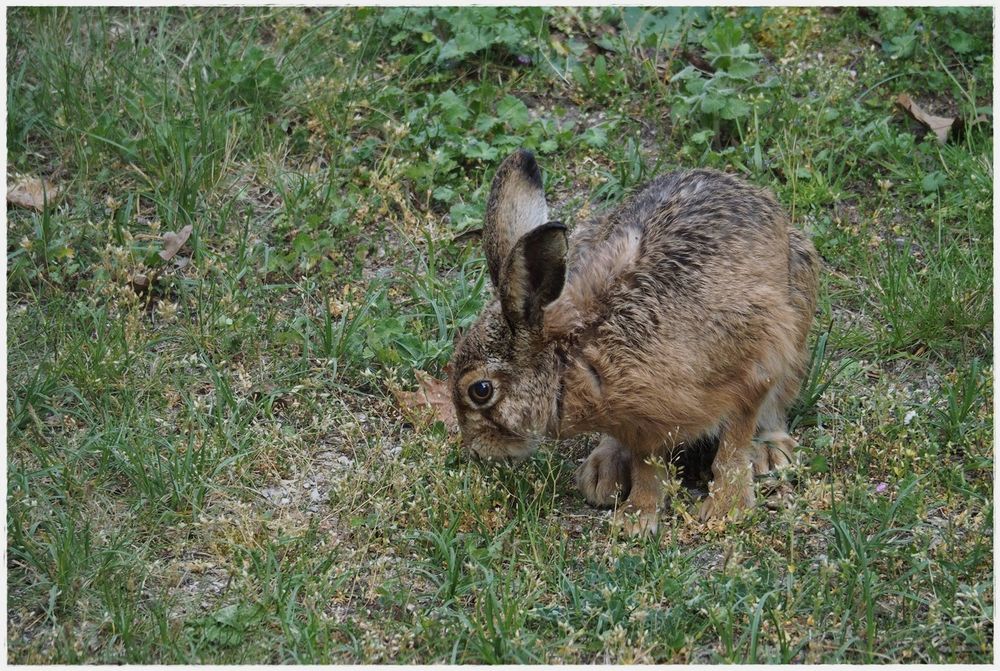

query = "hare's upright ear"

[498,222,568,329]
[483,150,549,289]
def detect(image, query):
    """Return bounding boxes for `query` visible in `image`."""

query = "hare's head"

[450,150,568,460]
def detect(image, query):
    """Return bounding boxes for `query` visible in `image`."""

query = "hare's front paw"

[576,438,631,508]
[698,478,755,522]
[613,503,659,537]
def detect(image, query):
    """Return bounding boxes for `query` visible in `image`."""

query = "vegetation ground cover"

[6,6,993,663]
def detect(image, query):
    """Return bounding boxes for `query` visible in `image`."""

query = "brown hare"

[450,149,819,535]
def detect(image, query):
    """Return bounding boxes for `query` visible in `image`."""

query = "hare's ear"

[483,150,549,289]
[498,222,567,329]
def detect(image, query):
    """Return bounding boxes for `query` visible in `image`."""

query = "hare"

[450,149,819,535]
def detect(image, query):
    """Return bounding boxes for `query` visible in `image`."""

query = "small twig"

[856,72,913,103]
[451,227,482,244]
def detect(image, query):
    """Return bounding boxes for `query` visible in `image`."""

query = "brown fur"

[450,150,820,534]
[481,150,549,288]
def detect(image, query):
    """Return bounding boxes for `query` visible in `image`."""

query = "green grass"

[6,6,993,663]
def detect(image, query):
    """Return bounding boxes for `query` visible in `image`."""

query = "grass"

[6,6,993,663]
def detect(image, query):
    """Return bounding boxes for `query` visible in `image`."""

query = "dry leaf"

[131,273,151,293]
[393,368,458,432]
[159,225,193,261]
[896,93,955,144]
[7,176,60,211]
[682,49,716,74]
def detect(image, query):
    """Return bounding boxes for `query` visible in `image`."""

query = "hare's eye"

[468,380,494,404]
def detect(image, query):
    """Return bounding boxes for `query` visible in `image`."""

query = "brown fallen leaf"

[131,272,151,293]
[392,367,458,432]
[159,225,193,261]
[896,93,955,144]
[682,48,716,74]
[7,176,60,211]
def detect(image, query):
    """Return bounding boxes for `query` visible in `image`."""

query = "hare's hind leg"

[576,435,632,508]
[750,383,798,475]
[752,230,817,474]
[751,337,811,475]
[700,408,758,521]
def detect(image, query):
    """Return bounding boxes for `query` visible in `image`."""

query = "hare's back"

[570,169,787,269]
[604,170,787,296]
[599,170,795,351]
[623,169,787,245]
[557,168,794,345]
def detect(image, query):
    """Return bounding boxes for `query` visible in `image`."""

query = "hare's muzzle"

[463,432,539,464]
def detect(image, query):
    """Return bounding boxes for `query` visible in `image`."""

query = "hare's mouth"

[482,416,523,441]
[466,435,538,463]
